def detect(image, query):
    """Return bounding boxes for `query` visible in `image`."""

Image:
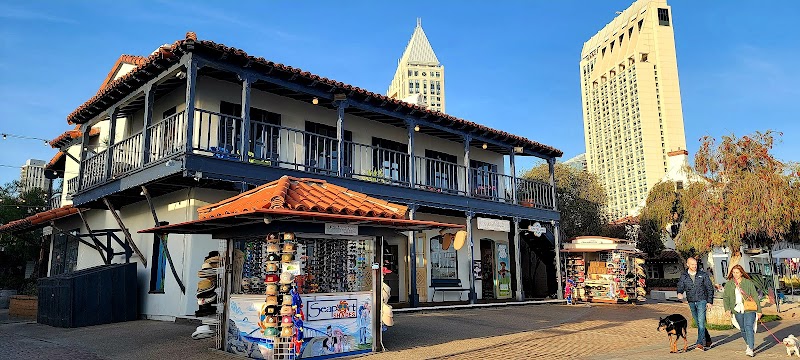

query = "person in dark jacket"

[676,257,714,350]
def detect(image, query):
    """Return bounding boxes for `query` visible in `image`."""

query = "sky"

[0,0,798,184]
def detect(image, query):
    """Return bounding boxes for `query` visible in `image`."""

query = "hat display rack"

[196,251,221,317]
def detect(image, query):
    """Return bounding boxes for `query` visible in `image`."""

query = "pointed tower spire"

[386,18,445,113]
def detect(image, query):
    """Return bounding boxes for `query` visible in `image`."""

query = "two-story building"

[1,32,563,321]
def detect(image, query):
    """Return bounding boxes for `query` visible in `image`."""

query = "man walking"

[677,257,714,350]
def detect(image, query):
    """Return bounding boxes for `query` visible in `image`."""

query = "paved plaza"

[3,302,800,359]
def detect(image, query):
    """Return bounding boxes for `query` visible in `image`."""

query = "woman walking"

[723,264,762,357]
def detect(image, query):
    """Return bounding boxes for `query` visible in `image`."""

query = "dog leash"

[758,319,782,344]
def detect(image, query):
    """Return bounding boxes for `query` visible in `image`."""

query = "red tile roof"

[198,176,407,220]
[0,205,80,234]
[98,54,148,92]
[46,151,65,171]
[66,32,562,157]
[49,127,100,148]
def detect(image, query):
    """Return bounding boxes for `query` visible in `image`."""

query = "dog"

[658,314,688,353]
[783,335,800,357]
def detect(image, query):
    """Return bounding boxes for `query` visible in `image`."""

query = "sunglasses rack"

[299,238,371,294]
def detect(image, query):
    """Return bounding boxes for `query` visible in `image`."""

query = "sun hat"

[204,255,221,265]
[280,304,293,316]
[281,254,294,263]
[263,326,280,337]
[280,294,293,306]
[282,242,296,253]
[264,315,278,328]
[280,325,294,337]
[280,284,292,294]
[283,232,295,241]
[267,243,280,253]
[381,303,394,326]
[264,274,280,284]
[266,283,278,296]
[267,253,281,262]
[441,233,453,250]
[453,230,467,250]
[265,262,280,273]
[265,295,279,306]
[197,294,217,305]
[266,233,280,244]
[280,272,294,284]
[192,325,215,340]
[197,279,216,293]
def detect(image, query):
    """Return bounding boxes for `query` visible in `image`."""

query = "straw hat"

[381,303,394,326]
[196,279,216,294]
[280,272,294,284]
[281,254,294,263]
[453,230,467,250]
[267,244,280,253]
[265,295,279,306]
[280,304,293,316]
[280,284,292,294]
[264,305,279,316]
[265,262,280,273]
[281,315,293,327]
[264,315,278,328]
[282,242,296,253]
[267,253,281,262]
[192,325,214,340]
[197,294,217,305]
[266,233,280,244]
[280,294,293,306]
[283,232,296,241]
[263,327,280,337]
[280,325,294,337]
[441,233,454,251]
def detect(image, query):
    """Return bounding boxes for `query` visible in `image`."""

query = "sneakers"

[745,347,754,357]
[695,344,704,351]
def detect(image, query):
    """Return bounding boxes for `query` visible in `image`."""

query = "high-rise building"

[387,18,445,113]
[563,153,588,172]
[19,159,48,193]
[580,0,687,217]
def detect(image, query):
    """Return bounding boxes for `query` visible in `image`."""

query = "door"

[480,239,495,299]
[383,245,400,303]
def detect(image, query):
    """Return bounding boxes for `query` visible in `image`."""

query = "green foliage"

[521,163,611,239]
[362,169,390,184]
[0,181,48,289]
[690,318,734,330]
[681,131,800,256]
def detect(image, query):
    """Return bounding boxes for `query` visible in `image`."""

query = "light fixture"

[312,97,319,105]
[263,216,273,225]
[2,134,6,140]
[175,71,186,79]
[414,125,420,132]
[482,143,488,149]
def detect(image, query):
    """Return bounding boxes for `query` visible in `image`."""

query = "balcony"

[76,108,555,210]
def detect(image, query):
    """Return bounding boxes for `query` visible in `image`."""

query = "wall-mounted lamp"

[175,71,186,79]
[414,125,420,132]
[312,97,319,105]
[482,143,488,149]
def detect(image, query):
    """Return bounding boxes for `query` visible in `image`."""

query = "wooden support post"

[373,235,384,353]
[408,205,418,307]
[240,75,252,163]
[104,108,118,181]
[103,197,147,267]
[141,186,185,293]
[466,211,476,304]
[336,100,347,176]
[547,158,563,299]
[77,210,110,264]
[464,136,472,196]
[509,149,517,204]
[406,119,416,186]
[76,124,91,191]
[184,56,198,155]
[141,85,155,165]
[513,217,524,301]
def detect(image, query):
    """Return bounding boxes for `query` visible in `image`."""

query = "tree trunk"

[728,249,742,275]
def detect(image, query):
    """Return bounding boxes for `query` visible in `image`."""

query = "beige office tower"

[580,0,687,218]
[388,18,445,113]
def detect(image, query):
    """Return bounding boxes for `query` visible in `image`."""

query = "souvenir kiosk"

[561,236,646,304]
[141,176,462,360]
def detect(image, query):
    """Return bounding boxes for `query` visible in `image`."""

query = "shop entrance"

[520,232,557,299]
[480,239,495,299]
[383,245,399,303]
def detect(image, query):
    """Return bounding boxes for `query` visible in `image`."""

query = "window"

[249,108,281,161]
[619,34,624,45]
[658,8,670,26]
[219,101,243,155]
[424,149,459,192]
[430,236,457,280]
[638,19,644,31]
[372,137,408,183]
[305,121,352,175]
[470,160,498,199]
[628,27,634,37]
[49,229,79,276]
[149,233,168,293]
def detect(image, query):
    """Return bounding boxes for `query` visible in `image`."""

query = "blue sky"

[0,1,798,184]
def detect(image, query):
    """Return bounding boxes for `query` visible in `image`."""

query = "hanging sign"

[477,217,510,232]
[528,222,546,237]
[325,223,358,236]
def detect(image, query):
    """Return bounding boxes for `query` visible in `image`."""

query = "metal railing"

[517,178,555,209]
[345,141,411,186]
[470,168,514,203]
[82,150,108,188]
[49,193,62,209]
[66,177,79,196]
[149,111,187,162]
[110,132,144,177]
[413,156,467,195]
[193,109,243,161]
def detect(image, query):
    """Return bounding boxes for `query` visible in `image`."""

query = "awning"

[0,205,80,234]
[561,247,643,254]
[139,176,464,234]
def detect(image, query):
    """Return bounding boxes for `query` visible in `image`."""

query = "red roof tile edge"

[0,205,80,233]
[66,32,562,157]
[49,127,100,148]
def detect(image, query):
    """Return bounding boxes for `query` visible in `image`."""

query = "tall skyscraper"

[580,0,687,217]
[387,18,445,113]
[19,159,48,193]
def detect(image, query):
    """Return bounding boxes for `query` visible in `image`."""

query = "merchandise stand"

[561,237,646,304]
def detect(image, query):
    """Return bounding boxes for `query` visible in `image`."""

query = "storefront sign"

[325,223,358,236]
[528,222,546,237]
[306,298,358,321]
[477,217,510,232]
[496,243,511,298]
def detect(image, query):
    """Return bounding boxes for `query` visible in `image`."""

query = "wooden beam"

[77,210,110,264]
[103,197,147,267]
[141,186,186,294]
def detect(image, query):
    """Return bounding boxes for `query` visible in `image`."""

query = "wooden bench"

[430,279,470,302]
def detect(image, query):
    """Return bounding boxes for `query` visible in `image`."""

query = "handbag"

[737,282,758,312]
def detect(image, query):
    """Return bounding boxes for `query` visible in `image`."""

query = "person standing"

[723,264,762,357]
[676,257,714,350]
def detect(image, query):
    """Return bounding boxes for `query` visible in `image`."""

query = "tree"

[679,131,800,270]
[521,163,609,239]
[0,181,48,290]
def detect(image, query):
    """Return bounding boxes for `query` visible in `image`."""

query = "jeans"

[688,300,712,345]
[734,311,757,350]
